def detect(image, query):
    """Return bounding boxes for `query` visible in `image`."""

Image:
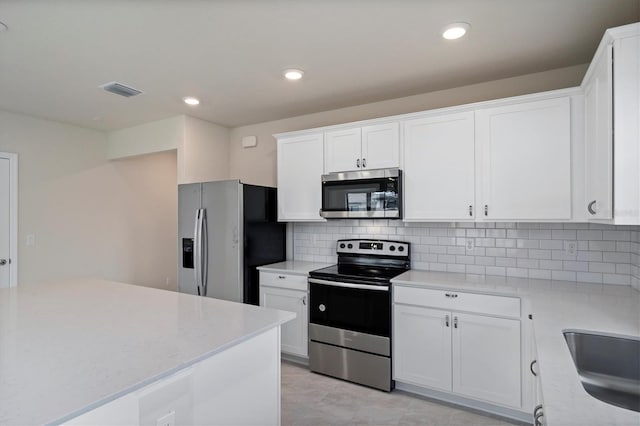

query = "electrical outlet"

[156,411,175,426]
[26,234,35,246]
[466,239,474,251]
[564,241,577,256]
[165,277,171,287]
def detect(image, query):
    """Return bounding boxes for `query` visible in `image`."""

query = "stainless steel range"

[308,239,410,392]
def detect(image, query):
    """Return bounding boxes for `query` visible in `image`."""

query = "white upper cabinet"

[324,128,362,173]
[361,123,400,170]
[403,112,475,221]
[583,23,640,224]
[584,45,614,220]
[277,133,325,222]
[476,97,572,221]
[324,123,399,173]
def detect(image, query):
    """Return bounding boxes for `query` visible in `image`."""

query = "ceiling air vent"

[100,81,143,98]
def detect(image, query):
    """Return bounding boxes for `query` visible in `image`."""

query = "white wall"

[108,115,230,185]
[229,64,588,187]
[107,115,182,159]
[178,116,230,184]
[0,109,177,289]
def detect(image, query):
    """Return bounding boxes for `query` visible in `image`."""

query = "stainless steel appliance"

[320,168,402,219]
[308,239,410,391]
[178,180,286,305]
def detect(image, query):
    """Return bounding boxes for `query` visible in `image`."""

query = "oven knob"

[319,304,326,312]
[398,246,405,252]
[389,245,396,251]
[347,244,353,249]
[339,243,345,249]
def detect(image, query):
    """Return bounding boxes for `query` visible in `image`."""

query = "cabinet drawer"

[394,286,520,318]
[259,271,307,291]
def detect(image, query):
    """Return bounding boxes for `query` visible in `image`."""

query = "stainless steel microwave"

[320,168,402,219]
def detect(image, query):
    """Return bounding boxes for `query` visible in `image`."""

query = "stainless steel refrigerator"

[178,180,286,305]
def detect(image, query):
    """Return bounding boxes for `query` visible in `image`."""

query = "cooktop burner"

[309,264,406,284]
[308,239,411,285]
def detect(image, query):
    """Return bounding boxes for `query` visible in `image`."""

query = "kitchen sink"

[563,330,640,412]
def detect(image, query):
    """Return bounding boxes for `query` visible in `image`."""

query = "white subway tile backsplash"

[603,273,631,285]
[496,257,518,267]
[589,241,617,251]
[589,262,616,273]
[551,230,577,239]
[293,221,640,287]
[577,230,603,240]
[540,240,563,249]
[552,270,577,281]
[486,266,506,276]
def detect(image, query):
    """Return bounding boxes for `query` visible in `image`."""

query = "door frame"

[0,152,18,287]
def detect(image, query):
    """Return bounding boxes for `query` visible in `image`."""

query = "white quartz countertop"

[0,279,295,425]
[392,270,640,426]
[257,260,332,276]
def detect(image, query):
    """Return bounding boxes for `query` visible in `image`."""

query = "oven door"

[308,278,391,338]
[320,168,401,218]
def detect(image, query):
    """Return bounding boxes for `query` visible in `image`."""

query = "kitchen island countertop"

[0,279,294,425]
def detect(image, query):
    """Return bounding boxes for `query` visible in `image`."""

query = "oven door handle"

[308,278,389,291]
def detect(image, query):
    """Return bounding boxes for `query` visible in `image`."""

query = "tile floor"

[281,362,521,426]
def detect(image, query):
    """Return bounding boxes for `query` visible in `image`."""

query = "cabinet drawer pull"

[278,275,286,279]
[530,360,538,377]
[587,200,597,215]
[445,293,458,298]
[445,315,450,327]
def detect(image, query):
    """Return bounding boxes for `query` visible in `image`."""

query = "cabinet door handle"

[468,205,473,217]
[362,158,367,168]
[484,205,488,216]
[453,316,458,329]
[587,200,597,215]
[533,404,543,417]
[302,295,307,306]
[356,158,361,168]
[278,275,286,279]
[445,315,450,327]
[534,411,544,426]
[530,360,538,376]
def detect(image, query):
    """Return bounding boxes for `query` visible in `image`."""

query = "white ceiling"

[0,0,638,131]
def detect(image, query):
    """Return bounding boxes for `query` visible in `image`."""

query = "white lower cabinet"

[394,305,452,391]
[394,286,523,410]
[259,271,309,358]
[451,313,521,407]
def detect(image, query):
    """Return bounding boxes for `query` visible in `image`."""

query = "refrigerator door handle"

[194,209,202,296]
[201,209,208,297]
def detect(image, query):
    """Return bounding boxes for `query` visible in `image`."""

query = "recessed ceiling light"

[284,69,304,80]
[442,22,470,40]
[183,97,200,106]
[0,21,8,32]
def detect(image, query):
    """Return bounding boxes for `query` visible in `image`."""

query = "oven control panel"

[336,239,409,257]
